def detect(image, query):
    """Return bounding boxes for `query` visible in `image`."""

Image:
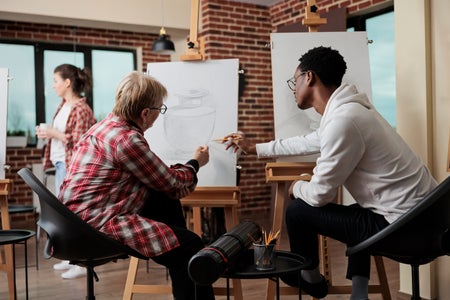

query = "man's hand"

[222,131,256,155]
[288,180,298,200]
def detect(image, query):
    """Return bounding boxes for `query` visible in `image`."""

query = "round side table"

[222,249,309,300]
[0,229,36,300]
[8,205,40,269]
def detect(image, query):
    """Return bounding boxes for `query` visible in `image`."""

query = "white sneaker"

[53,260,72,270]
[61,265,86,279]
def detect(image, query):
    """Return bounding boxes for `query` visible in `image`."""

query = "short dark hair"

[298,46,347,87]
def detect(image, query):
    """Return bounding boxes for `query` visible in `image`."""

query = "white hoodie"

[259,83,437,223]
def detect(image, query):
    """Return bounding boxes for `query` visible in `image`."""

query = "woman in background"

[36,63,96,279]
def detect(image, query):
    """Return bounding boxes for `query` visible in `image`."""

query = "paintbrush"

[210,134,247,154]
[212,135,244,143]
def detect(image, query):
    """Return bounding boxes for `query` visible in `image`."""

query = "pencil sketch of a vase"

[164,88,216,159]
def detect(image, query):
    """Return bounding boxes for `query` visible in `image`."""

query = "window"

[0,43,36,136]
[92,50,136,121]
[43,50,85,124]
[348,7,396,129]
[0,41,136,143]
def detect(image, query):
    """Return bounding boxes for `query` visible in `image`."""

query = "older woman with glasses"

[59,71,214,300]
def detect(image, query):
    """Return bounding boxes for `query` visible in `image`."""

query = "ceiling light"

[152,27,175,54]
[151,0,175,54]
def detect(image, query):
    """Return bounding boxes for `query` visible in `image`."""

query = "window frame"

[0,39,137,130]
[347,6,394,31]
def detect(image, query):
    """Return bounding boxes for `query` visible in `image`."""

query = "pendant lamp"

[152,27,175,54]
[151,0,175,54]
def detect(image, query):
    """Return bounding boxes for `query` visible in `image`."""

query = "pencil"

[211,135,247,155]
[212,135,243,142]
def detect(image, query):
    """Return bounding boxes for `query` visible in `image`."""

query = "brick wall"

[2,0,392,222]
[202,0,276,218]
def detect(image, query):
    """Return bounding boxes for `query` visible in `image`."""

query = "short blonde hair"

[113,71,167,121]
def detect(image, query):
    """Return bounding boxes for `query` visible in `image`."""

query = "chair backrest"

[347,175,450,265]
[18,168,146,263]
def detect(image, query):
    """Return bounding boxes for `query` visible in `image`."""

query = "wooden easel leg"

[223,206,244,300]
[231,279,243,300]
[1,182,15,300]
[266,182,287,300]
[266,279,277,300]
[374,256,391,300]
[193,207,202,237]
[224,207,239,233]
[319,234,331,297]
[123,256,140,300]
[1,244,16,300]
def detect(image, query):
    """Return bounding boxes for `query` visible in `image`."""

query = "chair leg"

[86,266,96,300]
[411,264,420,300]
[34,209,39,270]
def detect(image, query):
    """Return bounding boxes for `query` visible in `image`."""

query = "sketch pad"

[146,59,239,186]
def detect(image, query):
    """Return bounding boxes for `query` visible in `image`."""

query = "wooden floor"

[1,219,399,300]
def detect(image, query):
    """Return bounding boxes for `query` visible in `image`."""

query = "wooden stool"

[123,186,243,300]
[264,162,391,300]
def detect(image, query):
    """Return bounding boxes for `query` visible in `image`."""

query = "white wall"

[395,0,450,298]
[0,1,192,63]
[0,0,190,35]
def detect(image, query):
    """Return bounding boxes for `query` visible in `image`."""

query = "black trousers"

[285,199,389,279]
[140,190,215,300]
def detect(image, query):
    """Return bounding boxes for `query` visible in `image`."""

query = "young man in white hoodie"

[224,46,437,300]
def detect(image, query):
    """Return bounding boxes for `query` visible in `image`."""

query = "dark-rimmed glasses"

[286,72,307,91]
[149,103,167,114]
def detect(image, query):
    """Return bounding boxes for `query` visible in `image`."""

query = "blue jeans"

[285,199,389,279]
[54,161,66,195]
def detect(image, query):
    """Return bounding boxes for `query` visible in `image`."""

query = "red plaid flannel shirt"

[59,113,198,257]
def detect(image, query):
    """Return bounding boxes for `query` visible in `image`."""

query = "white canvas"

[271,32,372,162]
[0,68,9,179]
[146,59,239,186]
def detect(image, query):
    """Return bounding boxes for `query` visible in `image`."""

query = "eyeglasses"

[149,103,167,114]
[286,71,307,91]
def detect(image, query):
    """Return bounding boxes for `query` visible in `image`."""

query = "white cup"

[39,123,48,130]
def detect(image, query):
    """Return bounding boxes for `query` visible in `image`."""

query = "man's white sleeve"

[256,131,320,158]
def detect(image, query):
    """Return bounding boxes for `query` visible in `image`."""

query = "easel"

[0,179,16,300]
[123,2,245,297]
[302,0,327,32]
[263,2,325,296]
[264,162,391,300]
[179,0,204,61]
[177,0,243,296]
[182,186,240,236]
[264,161,317,299]
[122,186,243,300]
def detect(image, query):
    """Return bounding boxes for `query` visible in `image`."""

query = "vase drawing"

[164,88,216,158]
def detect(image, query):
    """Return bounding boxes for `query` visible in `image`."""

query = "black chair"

[346,176,450,300]
[18,167,148,300]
